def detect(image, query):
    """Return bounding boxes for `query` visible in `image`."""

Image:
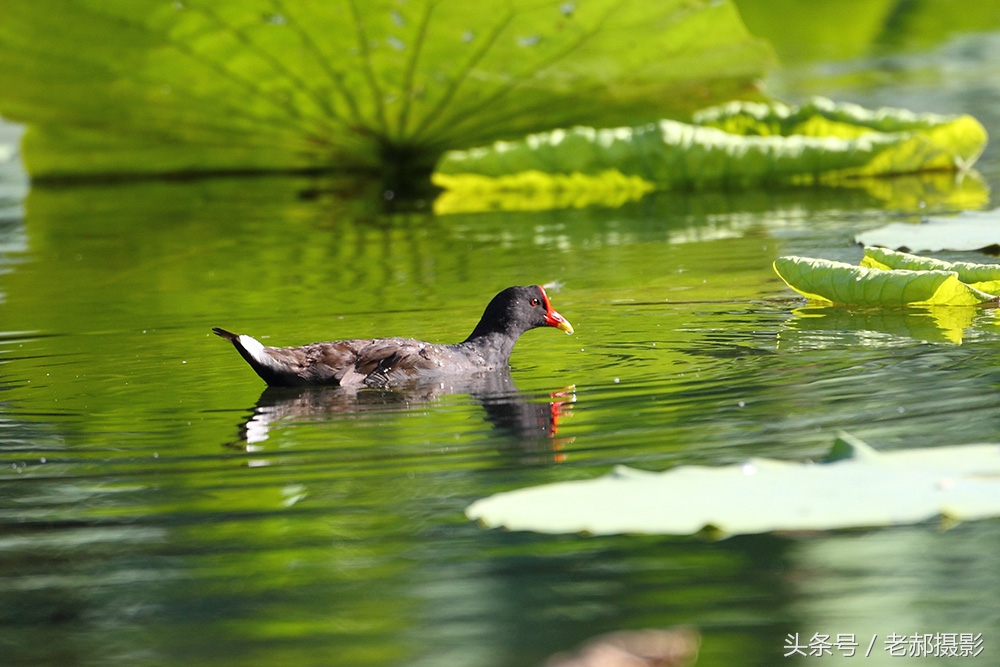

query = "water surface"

[3,32,1000,667]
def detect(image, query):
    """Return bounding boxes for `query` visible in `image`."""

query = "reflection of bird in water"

[213,285,572,387]
[227,370,575,462]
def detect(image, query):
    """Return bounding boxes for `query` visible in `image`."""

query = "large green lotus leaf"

[861,247,1000,294]
[433,98,988,198]
[856,208,1000,253]
[466,433,1000,537]
[0,0,773,180]
[772,255,998,306]
[694,98,987,171]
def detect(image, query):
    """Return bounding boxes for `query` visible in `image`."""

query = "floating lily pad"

[855,208,1000,253]
[772,255,998,306]
[466,433,1000,537]
[433,98,988,205]
[861,246,1000,293]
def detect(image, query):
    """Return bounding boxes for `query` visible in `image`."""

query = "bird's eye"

[530,298,540,306]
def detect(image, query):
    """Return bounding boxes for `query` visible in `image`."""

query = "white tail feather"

[238,335,285,372]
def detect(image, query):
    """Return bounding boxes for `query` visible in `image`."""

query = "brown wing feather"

[352,338,448,387]
[264,338,451,386]
[268,339,373,385]
[217,328,462,387]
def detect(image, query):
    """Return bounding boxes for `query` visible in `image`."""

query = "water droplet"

[741,462,757,476]
[462,30,474,43]
[387,36,405,51]
[262,13,286,25]
[613,377,620,384]
[737,400,745,408]
[560,2,576,16]
[391,10,405,26]
[517,34,541,47]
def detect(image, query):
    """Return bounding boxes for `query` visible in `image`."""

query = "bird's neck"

[454,328,520,369]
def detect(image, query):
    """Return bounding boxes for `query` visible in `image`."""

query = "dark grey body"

[213,286,572,387]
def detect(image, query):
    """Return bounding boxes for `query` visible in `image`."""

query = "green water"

[4,33,1000,667]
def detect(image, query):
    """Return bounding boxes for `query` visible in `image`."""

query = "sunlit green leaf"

[466,432,1000,537]
[0,0,773,180]
[433,98,988,204]
[861,247,1000,294]
[772,255,998,306]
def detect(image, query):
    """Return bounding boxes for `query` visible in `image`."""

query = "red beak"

[539,286,574,334]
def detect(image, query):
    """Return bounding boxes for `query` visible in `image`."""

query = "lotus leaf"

[434,98,988,200]
[0,0,772,180]
[861,247,1000,294]
[466,433,1000,537]
[772,255,998,306]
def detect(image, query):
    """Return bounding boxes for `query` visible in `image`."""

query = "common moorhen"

[213,285,573,387]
